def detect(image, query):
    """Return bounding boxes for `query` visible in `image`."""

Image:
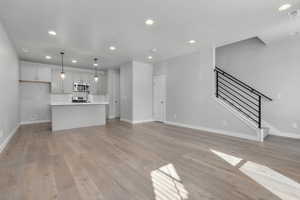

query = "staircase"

[214,66,272,142]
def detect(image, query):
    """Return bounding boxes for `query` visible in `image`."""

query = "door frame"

[114,70,120,118]
[153,75,166,122]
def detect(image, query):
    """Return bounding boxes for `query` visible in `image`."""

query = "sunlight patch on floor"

[210,149,242,166]
[240,161,300,200]
[210,149,300,200]
[151,163,189,200]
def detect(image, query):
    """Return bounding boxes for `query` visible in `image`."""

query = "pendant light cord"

[94,58,98,76]
[60,51,64,73]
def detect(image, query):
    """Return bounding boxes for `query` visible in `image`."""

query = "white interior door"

[114,70,120,118]
[153,75,166,122]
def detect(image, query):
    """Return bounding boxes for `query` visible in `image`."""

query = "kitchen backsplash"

[51,94,108,103]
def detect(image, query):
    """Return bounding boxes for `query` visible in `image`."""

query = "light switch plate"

[277,93,281,100]
[292,123,298,129]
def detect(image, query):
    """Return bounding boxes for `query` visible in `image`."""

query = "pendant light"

[93,58,99,82]
[60,51,66,80]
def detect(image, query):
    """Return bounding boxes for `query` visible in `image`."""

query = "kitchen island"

[50,102,109,131]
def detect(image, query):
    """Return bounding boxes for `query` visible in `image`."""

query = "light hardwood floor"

[1,120,300,200]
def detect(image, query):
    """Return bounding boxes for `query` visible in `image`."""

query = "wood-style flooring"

[1,120,300,200]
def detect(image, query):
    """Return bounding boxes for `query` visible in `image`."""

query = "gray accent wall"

[0,22,20,150]
[154,47,258,139]
[216,37,300,135]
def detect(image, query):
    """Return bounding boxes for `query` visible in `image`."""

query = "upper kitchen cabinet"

[52,69,75,94]
[37,67,52,82]
[71,71,81,84]
[52,70,101,94]
[20,62,51,82]
[97,73,108,95]
[88,73,98,95]
[62,70,74,94]
[80,72,90,83]
[51,69,63,93]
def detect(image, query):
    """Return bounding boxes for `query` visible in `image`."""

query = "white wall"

[154,46,258,140]
[120,62,133,121]
[0,22,20,151]
[132,61,153,122]
[153,62,167,76]
[216,37,300,136]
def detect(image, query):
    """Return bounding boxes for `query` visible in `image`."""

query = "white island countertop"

[50,102,109,106]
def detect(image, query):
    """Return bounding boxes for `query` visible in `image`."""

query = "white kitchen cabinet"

[97,74,108,95]
[80,73,90,83]
[62,71,73,93]
[88,73,97,95]
[72,71,81,83]
[51,69,63,93]
[50,68,108,94]
[37,67,51,82]
[20,64,51,82]
[20,65,38,81]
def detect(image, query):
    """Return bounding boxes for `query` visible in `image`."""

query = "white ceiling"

[0,0,299,69]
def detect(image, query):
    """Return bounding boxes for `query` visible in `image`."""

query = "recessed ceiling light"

[148,56,153,60]
[279,4,292,11]
[109,46,116,51]
[45,55,52,59]
[72,59,77,63]
[93,63,98,66]
[151,48,157,52]
[145,19,155,26]
[188,40,196,44]
[48,30,57,36]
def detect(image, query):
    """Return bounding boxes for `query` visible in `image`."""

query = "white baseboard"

[269,131,300,139]
[120,118,154,124]
[164,121,258,141]
[263,121,300,139]
[20,120,51,125]
[0,124,20,153]
[132,119,154,124]
[108,116,120,120]
[120,118,133,123]
[215,96,300,140]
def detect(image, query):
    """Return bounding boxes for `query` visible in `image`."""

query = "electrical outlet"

[221,120,228,127]
[31,114,38,120]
